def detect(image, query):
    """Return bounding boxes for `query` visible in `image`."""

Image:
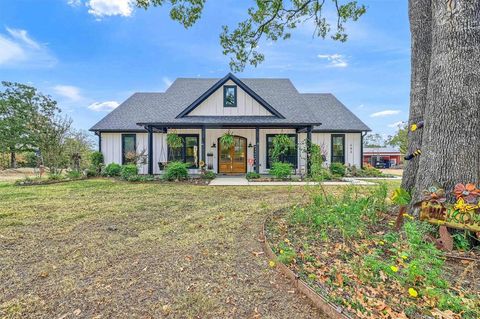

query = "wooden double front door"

[218,136,247,174]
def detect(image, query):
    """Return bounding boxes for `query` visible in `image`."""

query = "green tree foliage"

[386,122,408,154]
[0,81,59,168]
[36,116,73,174]
[64,130,94,171]
[363,133,385,148]
[135,0,366,71]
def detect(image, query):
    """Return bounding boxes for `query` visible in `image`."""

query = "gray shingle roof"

[301,93,371,132]
[90,76,370,132]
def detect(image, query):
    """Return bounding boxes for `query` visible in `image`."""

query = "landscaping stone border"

[261,217,353,319]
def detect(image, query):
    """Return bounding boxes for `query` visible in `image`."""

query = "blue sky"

[0,0,409,138]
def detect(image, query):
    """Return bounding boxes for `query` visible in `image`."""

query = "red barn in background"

[363,147,402,168]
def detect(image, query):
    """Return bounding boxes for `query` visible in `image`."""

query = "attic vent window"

[223,85,237,107]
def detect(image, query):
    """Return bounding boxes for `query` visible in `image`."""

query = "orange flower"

[454,183,480,203]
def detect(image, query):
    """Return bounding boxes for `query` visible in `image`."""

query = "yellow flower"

[402,213,414,220]
[408,288,418,298]
[454,198,477,213]
[284,238,290,244]
[379,241,385,246]
[410,124,418,132]
[280,250,284,255]
[390,266,399,272]
[401,254,408,260]
[269,260,276,268]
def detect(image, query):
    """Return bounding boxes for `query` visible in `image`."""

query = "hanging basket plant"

[167,132,183,149]
[220,131,235,149]
[272,134,295,162]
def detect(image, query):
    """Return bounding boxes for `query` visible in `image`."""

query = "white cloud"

[162,77,173,89]
[67,0,82,6]
[370,110,401,118]
[388,121,405,128]
[53,85,83,101]
[88,101,120,111]
[317,54,348,68]
[87,0,134,17]
[0,27,56,67]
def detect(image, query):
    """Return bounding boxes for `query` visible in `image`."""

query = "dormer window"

[223,85,237,107]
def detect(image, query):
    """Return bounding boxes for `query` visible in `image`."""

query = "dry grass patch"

[1,179,337,318]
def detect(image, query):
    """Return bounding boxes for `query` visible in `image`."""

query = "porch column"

[148,126,153,175]
[255,127,260,173]
[306,126,312,176]
[201,126,206,166]
[98,132,102,153]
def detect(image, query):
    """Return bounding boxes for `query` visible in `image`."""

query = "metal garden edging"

[261,217,354,319]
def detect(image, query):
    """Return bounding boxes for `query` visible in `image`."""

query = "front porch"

[140,125,315,175]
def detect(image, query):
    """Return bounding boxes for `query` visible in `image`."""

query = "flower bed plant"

[265,185,479,319]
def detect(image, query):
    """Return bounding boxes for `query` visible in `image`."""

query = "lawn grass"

[0,179,340,318]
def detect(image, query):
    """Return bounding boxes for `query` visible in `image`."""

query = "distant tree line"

[363,123,408,155]
[0,81,93,173]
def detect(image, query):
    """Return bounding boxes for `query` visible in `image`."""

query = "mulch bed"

[265,210,480,319]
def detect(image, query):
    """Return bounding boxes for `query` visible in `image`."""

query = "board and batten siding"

[188,80,274,116]
[311,132,362,167]
[100,131,363,175]
[101,133,150,174]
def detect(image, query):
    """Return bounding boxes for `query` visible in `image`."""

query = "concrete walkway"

[209,176,377,186]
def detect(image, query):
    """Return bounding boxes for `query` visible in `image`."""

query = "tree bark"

[10,150,17,169]
[402,0,432,191]
[413,0,480,203]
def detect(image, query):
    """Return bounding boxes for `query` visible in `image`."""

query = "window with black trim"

[223,85,237,107]
[331,134,345,164]
[168,134,199,168]
[122,134,136,164]
[266,134,297,169]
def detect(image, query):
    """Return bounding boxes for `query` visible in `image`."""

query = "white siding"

[311,132,362,167]
[100,130,363,175]
[101,132,151,174]
[101,133,122,166]
[188,80,274,116]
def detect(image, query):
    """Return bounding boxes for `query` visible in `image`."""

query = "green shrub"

[315,168,333,180]
[121,164,138,180]
[47,173,63,180]
[329,162,346,176]
[269,162,292,179]
[66,170,82,179]
[105,163,122,177]
[309,143,325,179]
[359,166,384,177]
[246,172,260,180]
[126,174,154,182]
[202,170,216,180]
[90,151,104,174]
[163,161,189,181]
[85,167,97,177]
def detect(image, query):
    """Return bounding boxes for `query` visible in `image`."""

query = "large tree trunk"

[413,0,480,203]
[402,0,432,191]
[10,150,17,169]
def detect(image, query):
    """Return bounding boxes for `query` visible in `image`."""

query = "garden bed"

[265,187,480,319]
[14,176,87,186]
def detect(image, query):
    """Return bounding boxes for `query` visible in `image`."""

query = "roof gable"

[176,73,284,118]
